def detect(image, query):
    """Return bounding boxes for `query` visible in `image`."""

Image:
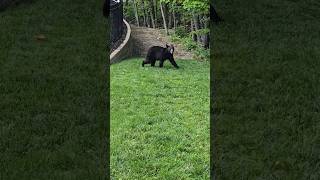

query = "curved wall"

[110,19,133,64]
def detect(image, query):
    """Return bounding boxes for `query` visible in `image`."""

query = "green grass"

[0,0,108,179]
[213,0,320,179]
[111,59,209,179]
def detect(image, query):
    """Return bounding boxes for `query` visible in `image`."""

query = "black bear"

[142,44,179,69]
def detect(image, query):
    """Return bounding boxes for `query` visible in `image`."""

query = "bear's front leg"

[169,58,179,69]
[151,60,156,67]
[159,60,164,68]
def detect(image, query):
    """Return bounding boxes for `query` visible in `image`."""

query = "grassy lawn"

[111,59,209,179]
[213,0,320,179]
[0,0,107,179]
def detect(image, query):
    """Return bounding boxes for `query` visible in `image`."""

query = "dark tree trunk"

[103,0,109,17]
[149,0,156,28]
[173,8,177,30]
[164,3,170,28]
[153,0,157,27]
[168,11,172,29]
[210,4,222,22]
[176,12,181,27]
[203,15,210,48]
[191,19,197,41]
[146,10,151,27]
[142,0,147,26]
[193,13,202,44]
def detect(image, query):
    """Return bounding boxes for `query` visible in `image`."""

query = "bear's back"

[147,46,165,59]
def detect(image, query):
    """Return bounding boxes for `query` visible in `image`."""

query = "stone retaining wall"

[110,19,133,64]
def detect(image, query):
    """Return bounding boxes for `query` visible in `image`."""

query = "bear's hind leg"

[151,60,156,67]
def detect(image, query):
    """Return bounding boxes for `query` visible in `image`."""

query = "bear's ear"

[166,44,169,48]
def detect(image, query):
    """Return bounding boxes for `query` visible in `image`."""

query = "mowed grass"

[0,0,107,179]
[213,0,320,179]
[111,59,209,179]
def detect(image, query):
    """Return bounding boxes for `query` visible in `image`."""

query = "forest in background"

[123,0,210,60]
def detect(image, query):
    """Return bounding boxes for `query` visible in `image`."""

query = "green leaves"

[182,0,209,13]
[158,0,209,13]
[190,28,210,36]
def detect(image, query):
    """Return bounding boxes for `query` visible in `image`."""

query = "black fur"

[103,0,109,17]
[142,44,179,69]
[210,4,222,23]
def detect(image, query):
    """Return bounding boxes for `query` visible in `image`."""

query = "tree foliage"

[124,0,210,50]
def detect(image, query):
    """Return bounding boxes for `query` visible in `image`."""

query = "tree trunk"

[142,1,147,26]
[149,0,156,28]
[164,3,170,28]
[193,12,201,44]
[203,15,210,48]
[146,10,151,27]
[132,0,140,26]
[160,2,169,35]
[191,19,197,42]
[103,0,109,17]
[153,0,157,27]
[168,9,172,29]
[210,4,222,22]
[150,10,155,28]
[177,12,181,27]
[173,8,176,30]
[183,14,186,28]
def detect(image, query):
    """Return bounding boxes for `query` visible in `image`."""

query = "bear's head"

[166,44,175,55]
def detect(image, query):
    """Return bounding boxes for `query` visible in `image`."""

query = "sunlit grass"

[111,59,210,179]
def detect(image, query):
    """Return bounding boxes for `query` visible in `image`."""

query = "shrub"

[174,26,189,38]
[182,37,198,51]
[194,47,210,61]
[170,34,181,43]
[170,32,210,61]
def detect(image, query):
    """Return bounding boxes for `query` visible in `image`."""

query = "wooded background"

[123,0,210,49]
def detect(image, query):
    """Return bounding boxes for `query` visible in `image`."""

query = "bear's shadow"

[140,63,182,70]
